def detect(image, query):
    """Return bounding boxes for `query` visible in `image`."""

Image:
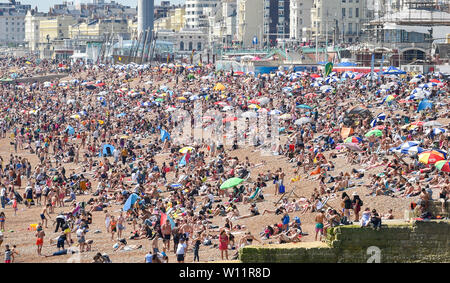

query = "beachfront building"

[69,18,130,41]
[0,1,31,46]
[310,0,368,44]
[366,1,450,65]
[35,15,77,59]
[157,28,207,53]
[154,6,186,32]
[185,0,219,30]
[208,0,237,50]
[289,0,313,43]
[236,0,264,48]
[263,0,291,47]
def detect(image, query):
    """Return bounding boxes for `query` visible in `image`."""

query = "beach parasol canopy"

[338,143,362,151]
[431,128,447,135]
[248,104,261,109]
[390,146,425,155]
[365,129,383,137]
[179,146,194,153]
[423,121,442,127]
[213,83,226,91]
[123,193,140,211]
[294,117,312,125]
[220,177,244,190]
[344,136,362,143]
[418,151,446,164]
[241,111,258,118]
[435,160,450,172]
[296,104,312,109]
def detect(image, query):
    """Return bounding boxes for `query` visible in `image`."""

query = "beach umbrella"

[258,97,270,105]
[213,83,226,91]
[409,77,421,84]
[248,104,261,109]
[435,160,450,173]
[431,128,447,135]
[220,177,244,190]
[337,143,362,151]
[155,98,164,102]
[418,151,446,164]
[101,144,115,157]
[304,93,317,99]
[222,106,234,111]
[70,114,81,119]
[170,183,183,189]
[119,135,129,139]
[241,111,257,118]
[123,193,140,211]
[248,99,260,105]
[418,100,433,111]
[223,116,237,123]
[294,117,312,125]
[116,113,126,118]
[269,109,282,115]
[310,82,322,87]
[423,121,442,127]
[65,126,75,136]
[189,95,200,101]
[391,146,426,155]
[411,121,424,126]
[177,97,188,101]
[179,146,194,153]
[280,114,292,120]
[365,129,383,137]
[345,136,362,144]
[257,108,268,113]
[282,87,293,92]
[383,95,396,103]
[296,104,312,110]
[187,73,195,80]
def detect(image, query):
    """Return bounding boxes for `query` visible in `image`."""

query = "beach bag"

[278,184,285,194]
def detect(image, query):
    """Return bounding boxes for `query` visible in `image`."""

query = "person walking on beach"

[35,225,45,256]
[40,204,52,228]
[176,238,186,263]
[219,229,229,260]
[314,209,325,241]
[161,219,172,252]
[0,212,5,232]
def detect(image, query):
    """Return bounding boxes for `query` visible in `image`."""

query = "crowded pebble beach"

[0,56,449,263]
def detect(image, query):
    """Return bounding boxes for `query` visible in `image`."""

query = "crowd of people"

[0,55,448,263]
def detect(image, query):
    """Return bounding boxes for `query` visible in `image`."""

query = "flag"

[160,129,171,142]
[325,62,333,77]
[179,152,190,167]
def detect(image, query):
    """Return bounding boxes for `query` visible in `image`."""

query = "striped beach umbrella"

[435,160,450,172]
[418,151,446,164]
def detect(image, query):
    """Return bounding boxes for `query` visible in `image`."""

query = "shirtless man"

[35,226,45,256]
[117,212,125,240]
[161,219,172,252]
[314,209,325,241]
[40,204,52,228]
[180,219,193,251]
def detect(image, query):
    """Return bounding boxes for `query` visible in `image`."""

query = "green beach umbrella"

[187,73,195,80]
[434,160,450,172]
[365,129,383,137]
[155,98,164,102]
[220,177,244,190]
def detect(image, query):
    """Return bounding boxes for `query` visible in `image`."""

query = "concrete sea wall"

[239,220,450,263]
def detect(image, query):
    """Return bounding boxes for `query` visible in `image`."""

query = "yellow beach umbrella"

[213,83,226,91]
[98,120,104,125]
[248,104,261,109]
[179,146,194,153]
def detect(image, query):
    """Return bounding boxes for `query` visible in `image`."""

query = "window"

[189,42,193,50]
[348,23,352,33]
[197,42,201,50]
[349,8,352,18]
[342,8,345,17]
[180,41,184,51]
[356,8,359,18]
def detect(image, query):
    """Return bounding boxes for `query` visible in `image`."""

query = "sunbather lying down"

[273,230,302,244]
